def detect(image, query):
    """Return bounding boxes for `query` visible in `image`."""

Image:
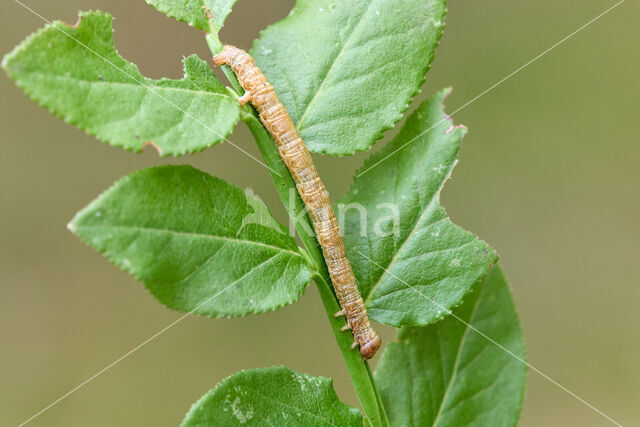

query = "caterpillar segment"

[214,45,381,359]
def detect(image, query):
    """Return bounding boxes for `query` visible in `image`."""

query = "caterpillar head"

[360,335,381,359]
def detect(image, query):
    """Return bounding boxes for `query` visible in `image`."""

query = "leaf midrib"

[28,70,230,98]
[431,281,485,426]
[294,0,377,129]
[77,223,301,257]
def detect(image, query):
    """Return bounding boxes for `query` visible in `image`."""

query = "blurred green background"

[1,1,637,425]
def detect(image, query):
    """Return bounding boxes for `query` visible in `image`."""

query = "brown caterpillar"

[214,46,381,359]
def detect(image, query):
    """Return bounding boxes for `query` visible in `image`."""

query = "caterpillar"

[214,46,381,359]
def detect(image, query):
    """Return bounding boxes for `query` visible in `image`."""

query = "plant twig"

[241,103,388,427]
[207,35,387,424]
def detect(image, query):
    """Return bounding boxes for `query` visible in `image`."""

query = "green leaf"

[145,0,237,33]
[2,10,239,156]
[252,0,446,155]
[340,88,497,327]
[182,366,363,426]
[69,165,312,317]
[374,265,527,426]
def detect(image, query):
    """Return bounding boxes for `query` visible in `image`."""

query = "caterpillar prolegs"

[213,46,381,359]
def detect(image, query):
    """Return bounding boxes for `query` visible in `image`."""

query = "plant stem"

[366,359,389,426]
[313,273,388,427]
[207,36,387,425]
[241,108,388,427]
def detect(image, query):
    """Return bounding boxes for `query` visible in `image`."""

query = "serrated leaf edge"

[68,165,313,318]
[251,1,449,156]
[2,10,239,157]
